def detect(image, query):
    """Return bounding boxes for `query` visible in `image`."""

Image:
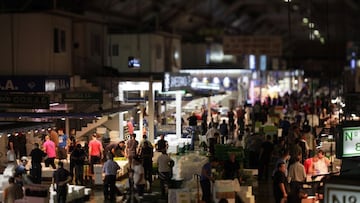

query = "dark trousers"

[104,175,117,200]
[45,157,56,169]
[136,184,145,196]
[90,156,101,174]
[74,164,84,185]
[30,163,42,184]
[258,159,270,180]
[69,159,74,178]
[56,185,68,203]
[158,171,171,196]
[200,180,211,203]
[209,138,216,155]
[143,159,153,187]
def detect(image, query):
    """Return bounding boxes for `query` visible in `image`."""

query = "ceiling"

[2,0,360,78]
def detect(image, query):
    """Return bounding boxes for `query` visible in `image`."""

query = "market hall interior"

[1,0,360,203]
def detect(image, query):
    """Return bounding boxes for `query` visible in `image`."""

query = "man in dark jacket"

[70,144,86,185]
[29,143,47,184]
[53,161,72,203]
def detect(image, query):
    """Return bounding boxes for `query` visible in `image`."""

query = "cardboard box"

[216,191,235,199]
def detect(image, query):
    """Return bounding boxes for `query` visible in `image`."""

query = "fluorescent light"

[50,103,60,107]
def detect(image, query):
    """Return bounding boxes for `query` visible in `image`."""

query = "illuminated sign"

[0,76,70,92]
[128,56,141,68]
[325,183,360,203]
[342,126,360,157]
[163,73,191,92]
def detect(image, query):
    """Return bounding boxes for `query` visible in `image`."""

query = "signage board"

[163,72,191,92]
[0,94,49,109]
[62,92,103,103]
[45,77,70,91]
[0,76,71,92]
[223,36,282,56]
[0,76,46,92]
[325,183,360,203]
[341,126,360,157]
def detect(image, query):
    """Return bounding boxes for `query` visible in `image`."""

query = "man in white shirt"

[133,157,146,196]
[157,150,173,197]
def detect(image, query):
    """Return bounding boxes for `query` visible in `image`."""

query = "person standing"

[273,162,288,203]
[205,125,220,155]
[219,119,229,144]
[133,157,146,197]
[187,112,198,150]
[288,153,306,203]
[127,118,135,135]
[43,135,57,169]
[223,153,240,180]
[200,158,219,203]
[258,134,274,181]
[3,177,24,203]
[89,133,103,174]
[57,128,69,160]
[126,134,138,169]
[227,108,235,135]
[272,149,290,177]
[103,153,120,201]
[71,144,86,185]
[140,140,153,192]
[29,143,47,184]
[155,134,168,152]
[53,161,72,203]
[157,150,173,197]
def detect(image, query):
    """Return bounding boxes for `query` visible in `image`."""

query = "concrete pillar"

[207,96,211,125]
[119,112,125,140]
[148,80,155,143]
[176,91,182,139]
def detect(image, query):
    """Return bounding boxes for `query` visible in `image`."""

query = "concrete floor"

[86,176,275,203]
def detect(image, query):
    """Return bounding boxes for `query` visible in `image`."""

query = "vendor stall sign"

[342,126,360,157]
[62,92,103,103]
[325,182,360,203]
[163,72,191,92]
[0,76,45,92]
[0,94,49,109]
[223,36,282,56]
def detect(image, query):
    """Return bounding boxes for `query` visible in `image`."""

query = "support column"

[148,80,155,143]
[175,91,182,139]
[65,118,70,137]
[139,91,144,140]
[207,96,212,125]
[119,112,125,140]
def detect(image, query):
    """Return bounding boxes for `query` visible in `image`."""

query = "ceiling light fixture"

[302,17,309,24]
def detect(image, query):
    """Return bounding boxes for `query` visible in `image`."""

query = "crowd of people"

[191,89,337,203]
[3,86,338,202]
